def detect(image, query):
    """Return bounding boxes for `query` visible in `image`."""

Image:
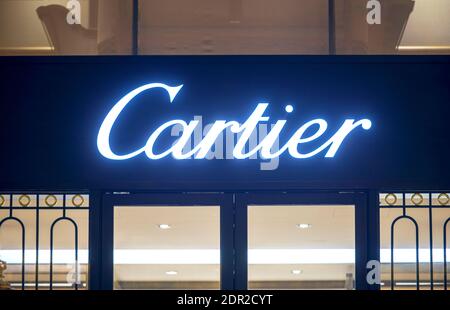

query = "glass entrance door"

[100,193,234,290]
[114,206,221,289]
[235,193,370,290]
[100,192,371,290]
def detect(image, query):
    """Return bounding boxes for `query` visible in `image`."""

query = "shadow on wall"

[382,0,415,52]
[336,0,415,54]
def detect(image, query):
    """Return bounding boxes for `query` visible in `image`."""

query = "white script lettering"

[97,83,372,162]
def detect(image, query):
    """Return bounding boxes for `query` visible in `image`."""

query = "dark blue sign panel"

[0,56,449,190]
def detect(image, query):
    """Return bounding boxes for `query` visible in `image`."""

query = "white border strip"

[0,249,445,265]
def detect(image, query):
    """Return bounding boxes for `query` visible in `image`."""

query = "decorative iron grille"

[0,192,89,290]
[379,192,450,290]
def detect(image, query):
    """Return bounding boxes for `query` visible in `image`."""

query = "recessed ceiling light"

[291,269,302,275]
[285,104,294,113]
[158,224,171,230]
[296,223,312,229]
[165,271,178,276]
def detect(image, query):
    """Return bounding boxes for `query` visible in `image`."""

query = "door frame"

[94,191,374,290]
[99,192,234,290]
[234,192,370,290]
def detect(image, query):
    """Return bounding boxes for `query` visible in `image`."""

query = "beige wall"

[400,0,450,46]
[139,0,329,55]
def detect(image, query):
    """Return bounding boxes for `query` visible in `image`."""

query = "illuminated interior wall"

[400,0,450,47]
[0,0,91,49]
[0,0,449,55]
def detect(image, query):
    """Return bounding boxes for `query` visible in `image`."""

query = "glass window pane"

[248,205,355,289]
[113,206,220,290]
[0,0,133,55]
[138,0,329,55]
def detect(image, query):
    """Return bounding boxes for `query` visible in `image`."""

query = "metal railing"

[0,192,89,290]
[380,192,450,290]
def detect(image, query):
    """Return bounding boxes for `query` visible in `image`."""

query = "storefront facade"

[0,56,449,290]
[1,0,450,292]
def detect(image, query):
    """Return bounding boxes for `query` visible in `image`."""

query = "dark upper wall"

[0,56,449,191]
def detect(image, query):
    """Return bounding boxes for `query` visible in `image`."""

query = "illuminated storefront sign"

[97,83,372,161]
